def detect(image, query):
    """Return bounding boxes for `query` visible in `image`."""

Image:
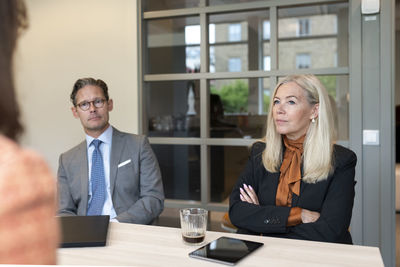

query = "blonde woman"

[229,74,356,244]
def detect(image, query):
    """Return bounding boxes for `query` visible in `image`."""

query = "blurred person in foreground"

[0,0,59,263]
[229,74,356,244]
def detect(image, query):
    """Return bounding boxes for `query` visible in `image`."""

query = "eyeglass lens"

[78,99,105,110]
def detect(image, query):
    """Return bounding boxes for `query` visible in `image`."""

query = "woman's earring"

[311,117,315,123]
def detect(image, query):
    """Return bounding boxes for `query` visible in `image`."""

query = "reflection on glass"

[277,75,349,140]
[210,146,249,202]
[143,0,200,12]
[278,2,348,69]
[145,81,200,137]
[209,79,270,139]
[209,10,269,72]
[146,16,200,74]
[151,144,200,201]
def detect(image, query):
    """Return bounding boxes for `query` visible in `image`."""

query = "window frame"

[139,0,351,212]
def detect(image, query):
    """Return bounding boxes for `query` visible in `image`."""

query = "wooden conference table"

[58,222,383,266]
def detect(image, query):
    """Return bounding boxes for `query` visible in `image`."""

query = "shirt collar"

[86,125,113,148]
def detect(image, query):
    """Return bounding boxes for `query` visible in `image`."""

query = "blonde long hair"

[262,74,335,183]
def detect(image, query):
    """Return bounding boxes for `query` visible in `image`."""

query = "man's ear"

[71,106,79,118]
[107,99,113,112]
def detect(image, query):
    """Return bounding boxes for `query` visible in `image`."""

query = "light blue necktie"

[87,139,106,215]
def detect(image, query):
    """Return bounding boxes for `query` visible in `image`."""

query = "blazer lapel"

[78,141,89,214]
[266,171,280,205]
[292,164,305,207]
[292,190,300,207]
[110,128,124,195]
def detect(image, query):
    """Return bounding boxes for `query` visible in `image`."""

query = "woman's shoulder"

[0,135,49,169]
[251,141,266,155]
[0,136,59,264]
[0,135,55,198]
[332,144,357,168]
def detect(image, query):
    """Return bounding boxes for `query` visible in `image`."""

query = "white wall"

[14,0,139,172]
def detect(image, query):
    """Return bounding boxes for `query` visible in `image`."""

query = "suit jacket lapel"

[110,127,124,195]
[78,141,89,214]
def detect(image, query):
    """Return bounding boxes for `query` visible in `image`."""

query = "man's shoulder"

[112,127,146,144]
[61,140,86,159]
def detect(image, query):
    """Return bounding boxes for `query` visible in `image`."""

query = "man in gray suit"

[57,78,164,224]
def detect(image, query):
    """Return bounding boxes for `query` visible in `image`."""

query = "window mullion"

[270,6,278,70]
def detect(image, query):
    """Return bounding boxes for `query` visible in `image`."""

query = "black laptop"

[59,215,110,248]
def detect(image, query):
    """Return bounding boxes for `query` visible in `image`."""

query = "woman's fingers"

[239,187,252,203]
[239,184,259,205]
[243,184,259,205]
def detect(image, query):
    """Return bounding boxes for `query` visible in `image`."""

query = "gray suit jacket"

[57,127,164,224]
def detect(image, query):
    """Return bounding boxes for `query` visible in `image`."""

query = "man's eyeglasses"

[76,98,106,111]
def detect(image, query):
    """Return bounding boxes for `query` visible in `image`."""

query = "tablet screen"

[188,236,263,265]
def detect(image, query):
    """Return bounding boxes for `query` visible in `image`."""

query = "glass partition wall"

[139,0,349,215]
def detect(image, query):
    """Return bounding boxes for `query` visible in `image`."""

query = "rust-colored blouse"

[0,135,60,264]
[276,135,304,226]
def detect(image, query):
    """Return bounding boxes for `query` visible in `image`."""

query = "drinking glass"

[180,208,208,245]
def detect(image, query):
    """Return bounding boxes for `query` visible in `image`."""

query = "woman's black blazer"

[229,142,357,244]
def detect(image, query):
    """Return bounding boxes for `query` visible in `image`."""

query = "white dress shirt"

[86,125,118,221]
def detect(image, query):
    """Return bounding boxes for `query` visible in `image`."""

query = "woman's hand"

[301,209,320,223]
[239,184,259,205]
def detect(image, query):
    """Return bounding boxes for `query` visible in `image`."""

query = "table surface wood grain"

[57,222,384,266]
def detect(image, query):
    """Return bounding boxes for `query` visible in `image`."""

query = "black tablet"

[188,236,264,266]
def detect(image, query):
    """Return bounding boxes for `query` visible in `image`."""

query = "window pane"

[228,23,242,42]
[278,2,348,69]
[151,144,200,201]
[210,146,250,203]
[263,20,271,40]
[318,75,349,141]
[264,56,271,71]
[296,53,311,69]
[145,81,200,137]
[209,10,269,72]
[209,79,270,139]
[297,18,310,36]
[143,0,200,12]
[228,58,242,72]
[146,16,200,74]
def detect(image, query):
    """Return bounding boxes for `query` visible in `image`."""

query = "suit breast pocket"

[116,161,139,193]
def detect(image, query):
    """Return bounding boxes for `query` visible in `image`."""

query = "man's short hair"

[70,78,109,106]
